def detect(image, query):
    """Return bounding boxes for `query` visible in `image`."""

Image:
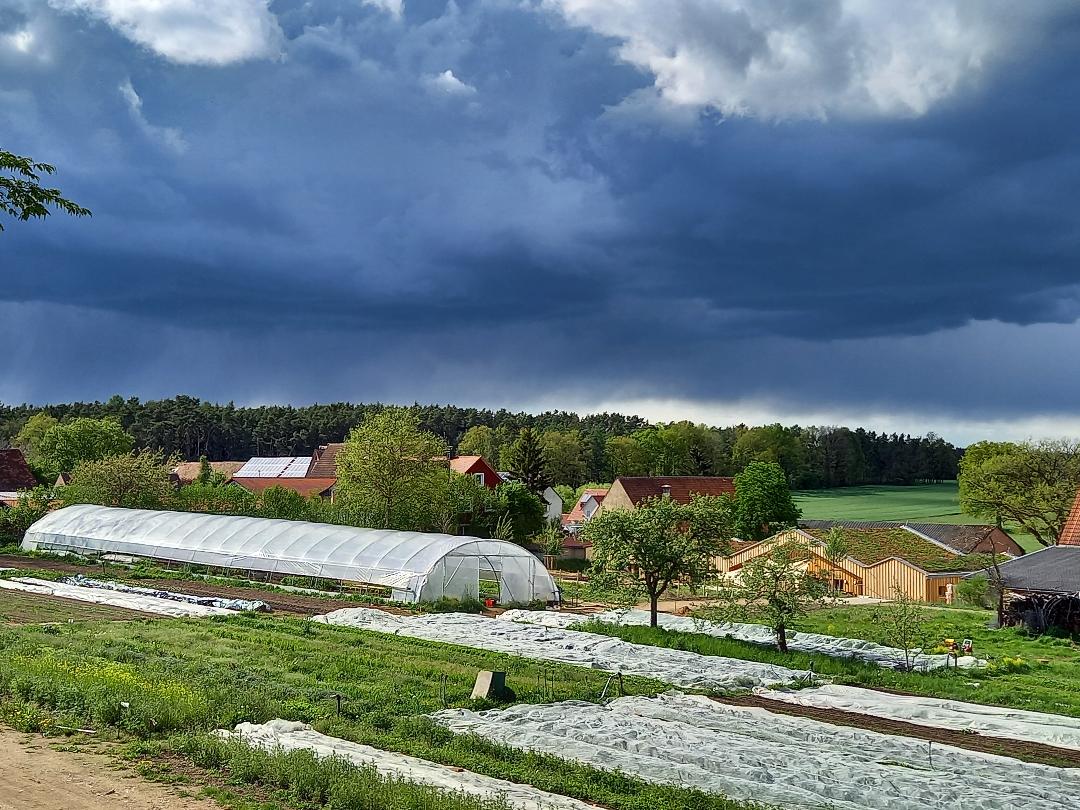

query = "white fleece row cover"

[499,608,983,671]
[216,719,598,810]
[759,684,1080,753]
[312,608,808,690]
[432,693,1080,810]
[0,576,233,617]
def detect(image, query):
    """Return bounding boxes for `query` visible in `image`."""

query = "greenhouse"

[22,505,561,605]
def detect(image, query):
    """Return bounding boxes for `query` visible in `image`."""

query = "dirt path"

[0,731,217,810]
[720,695,1080,769]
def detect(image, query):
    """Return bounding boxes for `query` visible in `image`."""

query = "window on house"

[473,472,485,484]
[937,585,947,598]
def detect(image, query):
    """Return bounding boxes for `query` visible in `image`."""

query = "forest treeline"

[0,395,961,489]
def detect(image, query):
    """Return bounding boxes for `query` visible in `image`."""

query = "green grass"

[580,604,1080,718]
[0,614,762,810]
[794,482,1043,552]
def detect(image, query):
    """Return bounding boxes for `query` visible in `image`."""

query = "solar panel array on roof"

[234,457,313,478]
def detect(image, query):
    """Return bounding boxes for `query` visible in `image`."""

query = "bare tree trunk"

[649,592,659,627]
[776,621,788,652]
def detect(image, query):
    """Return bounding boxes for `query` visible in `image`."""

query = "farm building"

[599,476,735,513]
[799,520,1023,557]
[718,526,1000,603]
[22,504,560,605]
[993,489,1080,631]
[0,448,38,506]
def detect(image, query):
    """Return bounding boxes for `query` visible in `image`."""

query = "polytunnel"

[22,505,561,604]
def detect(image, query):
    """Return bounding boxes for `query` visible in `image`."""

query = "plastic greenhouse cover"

[499,608,984,671]
[23,505,558,603]
[432,692,1080,810]
[215,719,599,810]
[757,684,1080,752]
[0,576,234,617]
[65,575,270,612]
[311,608,809,690]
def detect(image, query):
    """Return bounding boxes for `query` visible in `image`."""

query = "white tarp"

[311,608,808,690]
[216,719,598,810]
[499,609,983,671]
[758,684,1080,752]
[433,692,1080,810]
[0,576,233,618]
[64,575,270,612]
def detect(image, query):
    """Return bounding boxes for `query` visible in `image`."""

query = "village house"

[230,455,337,500]
[718,523,1009,603]
[598,476,736,512]
[562,487,609,533]
[0,448,38,507]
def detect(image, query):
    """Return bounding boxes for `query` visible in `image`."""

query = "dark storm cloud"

[2,0,1080,432]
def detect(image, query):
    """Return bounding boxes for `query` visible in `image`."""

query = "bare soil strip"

[721,695,1080,768]
[0,731,216,810]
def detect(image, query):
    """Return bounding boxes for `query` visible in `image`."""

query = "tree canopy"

[61,449,177,510]
[1,148,90,231]
[583,494,734,626]
[732,461,801,541]
[33,417,135,480]
[958,439,1080,547]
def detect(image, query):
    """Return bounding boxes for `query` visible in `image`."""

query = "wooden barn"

[717,525,1000,603]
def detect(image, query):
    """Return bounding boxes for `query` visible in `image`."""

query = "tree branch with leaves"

[1,149,90,231]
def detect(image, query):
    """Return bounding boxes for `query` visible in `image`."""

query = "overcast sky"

[2,1,1079,444]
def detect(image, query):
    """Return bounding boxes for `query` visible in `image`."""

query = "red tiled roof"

[0,449,38,491]
[1060,489,1080,546]
[616,476,735,505]
[563,487,609,526]
[449,455,485,474]
[309,443,344,477]
[231,477,336,497]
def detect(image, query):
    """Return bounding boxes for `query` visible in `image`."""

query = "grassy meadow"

[0,613,757,810]
[794,482,1043,551]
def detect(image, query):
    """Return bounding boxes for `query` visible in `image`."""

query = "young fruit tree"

[582,493,733,627]
[878,587,934,671]
[704,539,828,652]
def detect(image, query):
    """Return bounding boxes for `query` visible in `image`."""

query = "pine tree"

[507,427,549,494]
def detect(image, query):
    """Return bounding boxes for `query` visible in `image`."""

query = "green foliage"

[733,424,808,483]
[334,407,448,530]
[733,461,801,541]
[60,449,177,510]
[540,429,589,486]
[12,412,58,480]
[535,518,565,557]
[704,540,827,652]
[493,480,545,544]
[0,486,52,544]
[456,425,498,463]
[0,148,90,232]
[605,434,649,477]
[584,494,734,625]
[36,416,135,480]
[876,588,935,671]
[957,574,993,609]
[958,439,1080,547]
[553,484,576,512]
[504,427,549,493]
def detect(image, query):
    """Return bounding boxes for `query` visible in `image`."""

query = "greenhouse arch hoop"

[23,505,560,604]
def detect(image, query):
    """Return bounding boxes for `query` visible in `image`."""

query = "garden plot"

[0,577,233,618]
[65,575,269,611]
[758,684,1080,752]
[432,692,1080,810]
[312,608,808,690]
[216,719,599,810]
[500,608,982,671]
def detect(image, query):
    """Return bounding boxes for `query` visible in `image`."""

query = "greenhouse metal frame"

[23,505,560,604]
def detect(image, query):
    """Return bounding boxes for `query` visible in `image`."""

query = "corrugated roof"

[0,449,38,491]
[996,545,1080,593]
[616,476,735,504]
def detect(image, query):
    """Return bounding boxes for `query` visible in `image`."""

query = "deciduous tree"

[959,439,1080,547]
[732,461,801,541]
[335,407,447,530]
[1,148,90,231]
[38,417,135,480]
[541,429,588,487]
[62,450,177,510]
[705,539,828,652]
[583,494,733,627]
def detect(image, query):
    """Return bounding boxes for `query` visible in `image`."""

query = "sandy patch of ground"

[0,731,217,810]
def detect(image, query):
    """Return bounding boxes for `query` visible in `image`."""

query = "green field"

[794,482,1042,551]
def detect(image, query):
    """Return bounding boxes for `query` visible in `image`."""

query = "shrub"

[957,575,992,609]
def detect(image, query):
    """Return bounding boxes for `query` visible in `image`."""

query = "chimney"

[660,483,672,499]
